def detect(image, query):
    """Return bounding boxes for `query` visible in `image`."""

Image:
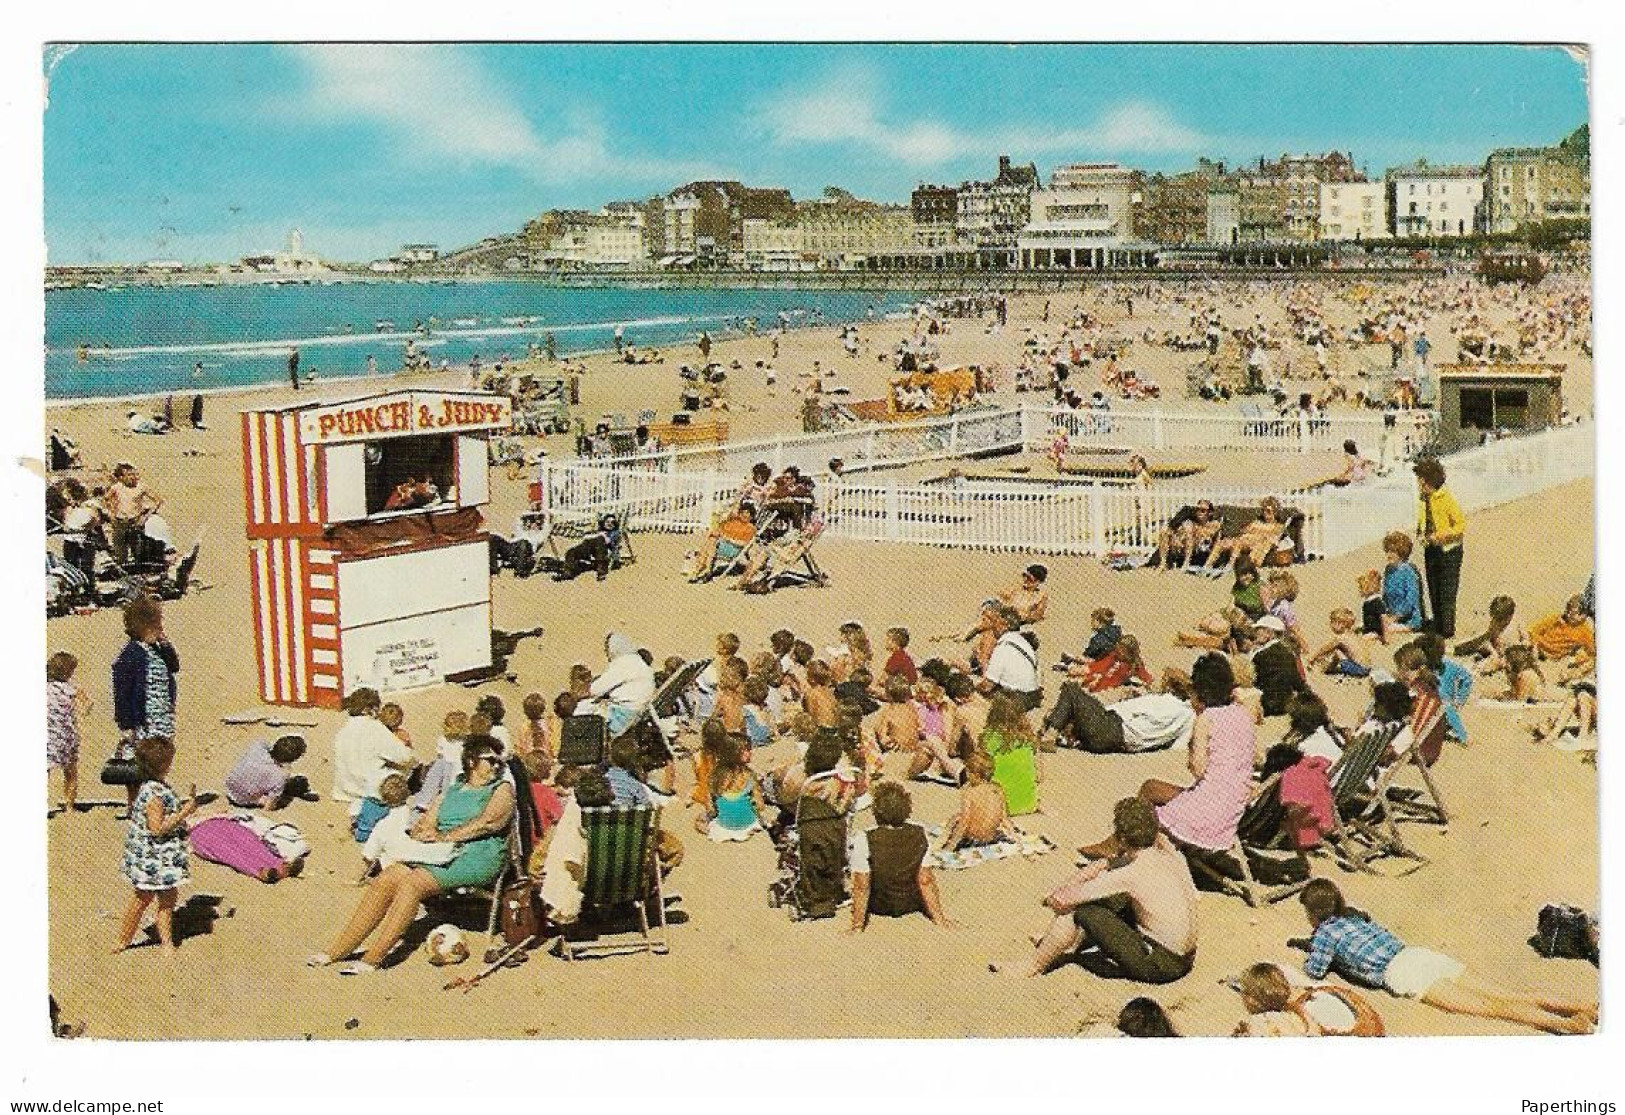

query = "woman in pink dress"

[1140,653,1257,852]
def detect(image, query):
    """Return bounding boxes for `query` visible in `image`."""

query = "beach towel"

[921,825,1055,871]
[189,816,286,880]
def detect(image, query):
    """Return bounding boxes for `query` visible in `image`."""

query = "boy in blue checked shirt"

[1294,880,1593,1034]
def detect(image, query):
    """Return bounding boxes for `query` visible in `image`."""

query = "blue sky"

[43,43,1588,264]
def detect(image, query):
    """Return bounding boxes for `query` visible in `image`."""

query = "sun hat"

[1254,615,1286,632]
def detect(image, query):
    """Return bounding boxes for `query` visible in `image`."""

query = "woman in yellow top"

[1414,458,1466,638]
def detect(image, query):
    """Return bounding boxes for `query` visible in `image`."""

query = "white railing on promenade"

[1316,421,1594,559]
[592,402,1435,479]
[1025,405,1433,467]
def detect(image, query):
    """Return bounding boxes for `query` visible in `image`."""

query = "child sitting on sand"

[712,657,750,736]
[378,702,410,746]
[1307,608,1372,679]
[1357,569,1386,644]
[872,675,964,784]
[1527,595,1595,669]
[1231,961,1385,1037]
[1491,645,1559,703]
[802,660,839,728]
[881,626,918,684]
[940,751,1018,850]
[848,782,955,932]
[1063,607,1122,664]
[1265,571,1304,651]
[352,772,410,845]
[1294,879,1594,1034]
[696,735,768,842]
[412,710,470,812]
[358,773,453,879]
[513,692,552,769]
[741,677,776,747]
[1174,605,1251,653]
[1455,594,1516,667]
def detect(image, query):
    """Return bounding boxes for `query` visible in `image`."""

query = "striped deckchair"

[560,804,669,959]
[1185,771,1312,907]
[1323,720,1406,873]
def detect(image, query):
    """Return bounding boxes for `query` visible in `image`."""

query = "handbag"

[498,876,545,946]
[1532,904,1598,963]
[100,756,143,787]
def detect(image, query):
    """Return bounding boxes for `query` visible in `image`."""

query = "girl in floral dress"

[46,652,85,815]
[115,737,197,954]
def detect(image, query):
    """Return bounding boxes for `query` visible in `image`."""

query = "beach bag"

[1532,904,1599,964]
[100,756,143,787]
[100,739,143,787]
[498,877,546,946]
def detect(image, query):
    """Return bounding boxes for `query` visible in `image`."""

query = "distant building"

[1139,161,1226,246]
[910,184,959,248]
[651,181,793,264]
[1231,152,1360,242]
[1018,163,1155,270]
[1318,181,1388,241]
[1206,183,1240,245]
[955,155,1039,256]
[1483,140,1590,234]
[241,228,327,274]
[399,243,439,263]
[1385,161,1484,238]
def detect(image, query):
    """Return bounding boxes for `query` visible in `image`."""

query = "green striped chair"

[561,804,669,960]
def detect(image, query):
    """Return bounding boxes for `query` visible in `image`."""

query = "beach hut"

[241,389,512,708]
[1433,364,1563,453]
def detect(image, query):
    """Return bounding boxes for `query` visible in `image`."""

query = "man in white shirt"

[331,688,416,807]
[1041,670,1196,754]
[980,606,1042,712]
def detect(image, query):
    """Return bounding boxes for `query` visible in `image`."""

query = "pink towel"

[189,816,286,880]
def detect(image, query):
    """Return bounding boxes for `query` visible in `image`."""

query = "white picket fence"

[536,459,1326,558]
[601,402,1435,478]
[535,420,1591,562]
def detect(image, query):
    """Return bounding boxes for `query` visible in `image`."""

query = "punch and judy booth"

[242,390,512,708]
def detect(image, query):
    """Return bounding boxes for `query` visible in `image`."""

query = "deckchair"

[1379,701,1450,828]
[1326,721,1429,875]
[1185,772,1312,907]
[742,520,830,593]
[616,658,710,767]
[698,511,780,583]
[559,804,669,959]
[431,781,531,954]
[1322,721,1404,873]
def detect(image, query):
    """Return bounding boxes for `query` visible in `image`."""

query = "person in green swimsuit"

[310,736,515,975]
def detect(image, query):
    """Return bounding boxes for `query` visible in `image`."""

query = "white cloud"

[285,45,709,185]
[757,66,1213,166]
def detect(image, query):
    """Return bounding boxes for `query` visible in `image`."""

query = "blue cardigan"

[1382,563,1424,630]
[112,639,180,731]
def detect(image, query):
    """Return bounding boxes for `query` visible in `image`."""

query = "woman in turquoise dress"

[310,736,514,975]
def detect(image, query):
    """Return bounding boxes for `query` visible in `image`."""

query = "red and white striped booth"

[241,390,512,708]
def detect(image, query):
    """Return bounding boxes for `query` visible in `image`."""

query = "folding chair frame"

[1186,773,1313,907]
[560,805,669,960]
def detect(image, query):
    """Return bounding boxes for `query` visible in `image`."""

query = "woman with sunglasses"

[1151,501,1221,571]
[310,736,514,976]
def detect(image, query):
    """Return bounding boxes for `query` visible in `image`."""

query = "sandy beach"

[43,278,1597,1039]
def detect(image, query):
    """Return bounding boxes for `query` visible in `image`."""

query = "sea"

[44,281,923,401]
